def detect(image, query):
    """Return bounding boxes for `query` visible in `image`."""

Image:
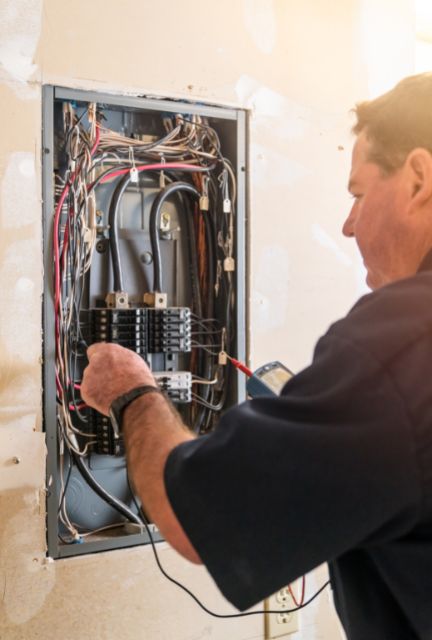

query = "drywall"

[0,1,415,638]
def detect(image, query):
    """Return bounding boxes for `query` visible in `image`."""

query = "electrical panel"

[42,86,247,558]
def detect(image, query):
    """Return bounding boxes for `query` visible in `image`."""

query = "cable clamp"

[200,195,209,211]
[215,260,222,297]
[223,198,231,213]
[223,257,235,272]
[200,176,209,211]
[218,350,228,366]
[159,155,166,188]
[88,102,96,124]
[129,147,138,183]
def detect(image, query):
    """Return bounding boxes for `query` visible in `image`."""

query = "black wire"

[125,471,329,619]
[58,454,73,515]
[72,451,141,524]
[106,173,205,294]
[182,195,202,318]
[174,116,224,163]
[149,182,200,292]
[203,207,216,319]
[108,172,131,291]
[188,198,218,430]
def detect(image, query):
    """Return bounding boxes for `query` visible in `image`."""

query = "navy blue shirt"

[165,262,432,639]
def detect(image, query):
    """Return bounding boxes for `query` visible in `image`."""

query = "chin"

[365,272,377,290]
[367,270,401,290]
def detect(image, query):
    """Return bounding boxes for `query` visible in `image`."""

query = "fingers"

[86,341,126,362]
[87,342,113,360]
[82,342,157,415]
[86,343,99,360]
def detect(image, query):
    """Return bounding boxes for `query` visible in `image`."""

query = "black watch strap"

[109,385,163,437]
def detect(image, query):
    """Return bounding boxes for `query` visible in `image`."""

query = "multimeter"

[246,361,293,398]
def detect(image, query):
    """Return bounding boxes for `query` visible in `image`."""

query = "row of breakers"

[89,307,192,355]
[84,306,193,455]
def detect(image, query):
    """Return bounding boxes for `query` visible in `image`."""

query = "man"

[82,73,432,639]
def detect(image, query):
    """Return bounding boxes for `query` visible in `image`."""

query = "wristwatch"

[109,385,163,438]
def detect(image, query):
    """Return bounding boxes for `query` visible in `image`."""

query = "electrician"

[81,73,432,640]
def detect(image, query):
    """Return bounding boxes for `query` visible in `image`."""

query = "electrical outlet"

[265,584,299,639]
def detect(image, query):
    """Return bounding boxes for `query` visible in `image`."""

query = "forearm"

[80,342,201,563]
[123,391,202,564]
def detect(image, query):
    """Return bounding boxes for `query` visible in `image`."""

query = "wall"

[0,1,415,639]
[416,0,432,71]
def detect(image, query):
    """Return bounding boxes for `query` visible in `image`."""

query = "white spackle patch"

[1,152,39,228]
[0,238,42,363]
[235,74,311,139]
[0,0,42,98]
[252,142,310,187]
[15,276,34,295]
[2,510,55,624]
[312,223,353,266]
[0,372,40,427]
[18,155,36,177]
[0,428,45,491]
[243,0,276,54]
[251,246,289,331]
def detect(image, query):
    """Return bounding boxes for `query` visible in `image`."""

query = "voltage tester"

[227,355,293,397]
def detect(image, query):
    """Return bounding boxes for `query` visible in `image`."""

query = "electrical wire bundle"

[97,114,237,432]
[53,101,237,540]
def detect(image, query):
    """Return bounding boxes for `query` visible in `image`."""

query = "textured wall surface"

[0,1,415,638]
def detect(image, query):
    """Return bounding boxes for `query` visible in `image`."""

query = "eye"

[350,193,363,202]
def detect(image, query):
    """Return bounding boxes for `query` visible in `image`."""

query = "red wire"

[300,576,306,605]
[69,402,88,411]
[54,123,101,380]
[55,123,101,321]
[288,577,306,607]
[98,162,208,184]
[54,182,71,319]
[90,122,100,156]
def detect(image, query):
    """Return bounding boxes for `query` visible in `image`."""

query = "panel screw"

[140,252,153,264]
[12,457,21,464]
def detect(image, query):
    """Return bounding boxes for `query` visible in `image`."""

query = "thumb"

[87,343,103,360]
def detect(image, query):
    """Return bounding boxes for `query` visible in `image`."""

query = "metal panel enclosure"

[42,86,247,559]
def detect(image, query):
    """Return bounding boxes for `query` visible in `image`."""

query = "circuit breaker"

[42,87,247,558]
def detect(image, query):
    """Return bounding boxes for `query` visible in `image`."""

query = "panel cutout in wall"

[42,86,247,558]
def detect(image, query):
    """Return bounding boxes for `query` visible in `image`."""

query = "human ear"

[405,148,432,205]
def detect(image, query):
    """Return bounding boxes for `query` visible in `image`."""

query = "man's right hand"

[81,342,156,416]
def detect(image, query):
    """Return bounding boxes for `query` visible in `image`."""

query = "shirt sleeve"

[164,332,421,610]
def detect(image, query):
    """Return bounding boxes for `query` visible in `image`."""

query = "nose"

[342,204,356,238]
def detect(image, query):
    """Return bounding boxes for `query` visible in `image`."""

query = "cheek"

[353,202,393,276]
[353,202,380,254]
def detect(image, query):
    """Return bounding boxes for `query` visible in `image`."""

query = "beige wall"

[0,1,415,639]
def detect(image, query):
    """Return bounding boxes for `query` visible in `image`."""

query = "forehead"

[348,133,380,190]
[351,133,370,167]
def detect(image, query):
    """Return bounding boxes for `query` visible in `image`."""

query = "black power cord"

[148,181,200,293]
[126,474,330,619]
[72,452,142,525]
